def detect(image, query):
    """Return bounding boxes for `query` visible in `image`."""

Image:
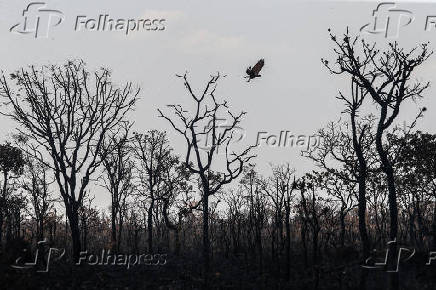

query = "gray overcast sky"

[0,0,435,209]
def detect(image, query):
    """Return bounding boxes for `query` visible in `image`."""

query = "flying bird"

[245,59,264,82]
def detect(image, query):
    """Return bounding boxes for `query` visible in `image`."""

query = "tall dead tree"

[158,73,255,280]
[0,60,138,261]
[324,28,432,290]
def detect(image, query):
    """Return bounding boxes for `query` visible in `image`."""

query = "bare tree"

[324,29,432,289]
[0,60,138,261]
[158,73,255,279]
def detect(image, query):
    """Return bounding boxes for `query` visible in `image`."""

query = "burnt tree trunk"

[147,199,154,252]
[66,202,81,263]
[111,206,117,251]
[202,191,210,279]
[285,200,291,281]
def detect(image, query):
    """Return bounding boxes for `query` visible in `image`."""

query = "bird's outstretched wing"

[252,59,264,75]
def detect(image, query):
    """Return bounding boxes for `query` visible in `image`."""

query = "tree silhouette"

[158,73,255,282]
[324,28,432,290]
[0,60,137,261]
